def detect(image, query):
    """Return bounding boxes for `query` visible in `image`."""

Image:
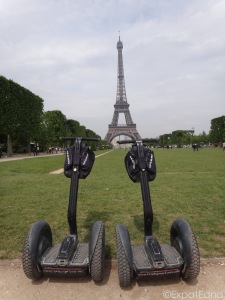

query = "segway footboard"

[132,243,183,279]
[41,238,89,277]
[39,221,105,279]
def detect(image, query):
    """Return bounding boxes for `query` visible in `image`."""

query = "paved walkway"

[0,259,225,300]
[0,152,63,163]
[0,151,113,165]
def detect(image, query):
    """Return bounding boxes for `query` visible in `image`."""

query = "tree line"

[159,115,225,148]
[0,75,110,156]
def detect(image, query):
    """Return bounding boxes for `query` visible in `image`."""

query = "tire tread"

[90,223,105,282]
[184,230,200,279]
[22,228,42,280]
[116,230,131,287]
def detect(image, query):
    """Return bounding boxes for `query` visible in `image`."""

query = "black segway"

[116,139,200,287]
[22,137,105,282]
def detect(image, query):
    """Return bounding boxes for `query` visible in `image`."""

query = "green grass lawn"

[0,148,224,260]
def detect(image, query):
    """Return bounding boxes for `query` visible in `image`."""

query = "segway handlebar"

[60,137,100,142]
[117,138,158,145]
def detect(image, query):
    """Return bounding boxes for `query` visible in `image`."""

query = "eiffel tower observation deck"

[104,37,141,142]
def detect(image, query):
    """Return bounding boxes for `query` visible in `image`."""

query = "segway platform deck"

[132,243,183,279]
[41,241,89,276]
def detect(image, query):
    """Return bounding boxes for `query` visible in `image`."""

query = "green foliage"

[66,119,81,137]
[43,110,67,147]
[0,75,44,155]
[159,130,210,147]
[159,134,171,146]
[170,130,193,147]
[0,76,44,138]
[79,125,86,137]
[209,116,225,145]
[85,129,101,150]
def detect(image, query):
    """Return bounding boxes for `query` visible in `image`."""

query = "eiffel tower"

[104,37,141,142]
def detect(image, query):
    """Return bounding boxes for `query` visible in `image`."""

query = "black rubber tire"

[22,220,52,280]
[170,218,200,280]
[90,221,105,282]
[116,225,132,287]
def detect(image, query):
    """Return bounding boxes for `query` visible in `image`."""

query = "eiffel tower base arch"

[104,125,141,142]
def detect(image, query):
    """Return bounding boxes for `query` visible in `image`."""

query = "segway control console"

[22,137,105,282]
[116,140,200,287]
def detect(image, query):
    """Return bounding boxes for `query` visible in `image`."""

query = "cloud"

[0,0,225,139]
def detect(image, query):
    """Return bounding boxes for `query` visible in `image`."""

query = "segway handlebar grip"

[60,137,100,142]
[117,140,136,145]
[117,138,158,145]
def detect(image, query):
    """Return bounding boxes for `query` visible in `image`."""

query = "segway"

[22,137,105,282]
[116,139,200,287]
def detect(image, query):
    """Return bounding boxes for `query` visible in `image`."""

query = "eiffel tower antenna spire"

[104,37,141,142]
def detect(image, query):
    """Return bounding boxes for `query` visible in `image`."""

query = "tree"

[66,119,81,137]
[77,125,86,137]
[159,134,171,147]
[0,76,43,156]
[197,131,209,145]
[43,110,67,148]
[86,129,100,150]
[171,131,181,147]
[209,116,225,145]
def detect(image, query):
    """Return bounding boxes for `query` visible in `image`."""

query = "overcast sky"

[1,0,225,139]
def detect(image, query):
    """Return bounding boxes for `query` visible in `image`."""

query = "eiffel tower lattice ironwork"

[104,37,141,142]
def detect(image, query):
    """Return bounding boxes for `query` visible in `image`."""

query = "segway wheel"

[116,224,133,287]
[89,221,105,282]
[22,220,52,280]
[170,218,200,280]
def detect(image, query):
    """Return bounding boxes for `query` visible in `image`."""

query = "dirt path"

[0,259,225,300]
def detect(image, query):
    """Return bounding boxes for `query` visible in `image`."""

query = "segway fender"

[29,220,52,263]
[89,221,104,262]
[22,220,52,280]
[116,224,133,270]
[170,218,193,268]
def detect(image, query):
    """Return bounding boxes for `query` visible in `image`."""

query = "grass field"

[0,147,225,260]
